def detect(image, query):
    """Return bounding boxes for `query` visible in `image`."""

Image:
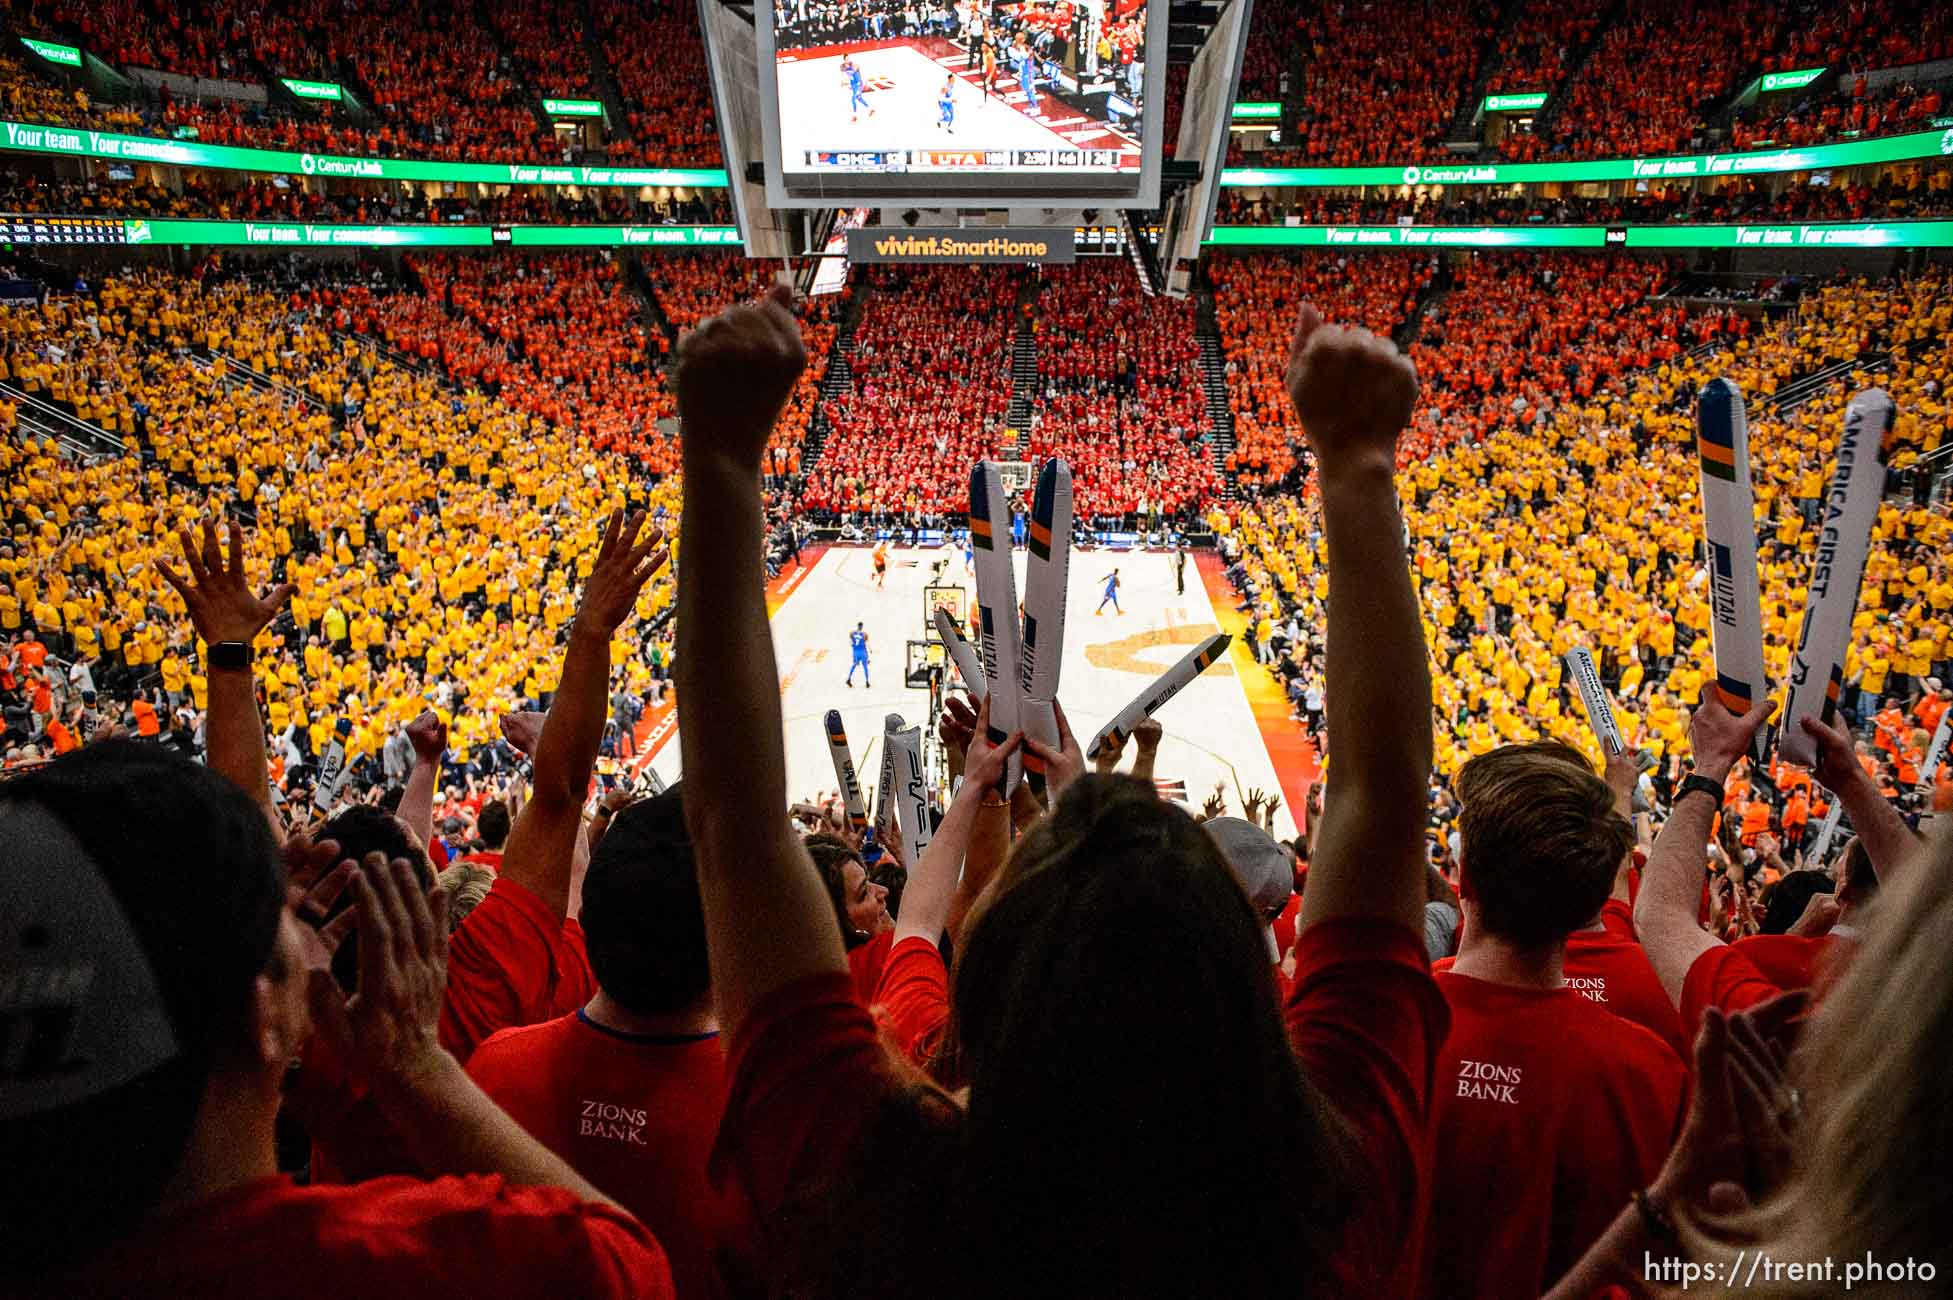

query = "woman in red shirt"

[673,288,1443,1299]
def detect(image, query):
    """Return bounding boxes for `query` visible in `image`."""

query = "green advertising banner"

[1484,92,1548,112]
[3,111,1945,192]
[1220,124,1953,187]
[0,119,729,186]
[19,36,83,67]
[1204,221,1953,248]
[100,219,743,248]
[1231,102,1282,120]
[1760,67,1827,93]
[280,78,345,102]
[543,98,605,118]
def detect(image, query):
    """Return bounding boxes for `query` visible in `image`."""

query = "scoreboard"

[806,149,1128,173]
[1,215,130,245]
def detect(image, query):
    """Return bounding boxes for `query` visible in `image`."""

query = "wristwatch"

[207,640,253,671]
[1676,772,1726,807]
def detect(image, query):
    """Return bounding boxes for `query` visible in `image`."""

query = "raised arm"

[399,709,447,850]
[499,510,666,921]
[1798,713,1923,885]
[897,700,1022,950]
[675,285,846,1030]
[1635,687,1775,1004]
[1283,307,1431,933]
[157,517,294,836]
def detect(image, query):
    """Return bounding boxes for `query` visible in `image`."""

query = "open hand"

[307,854,451,1091]
[572,509,668,641]
[157,517,295,646]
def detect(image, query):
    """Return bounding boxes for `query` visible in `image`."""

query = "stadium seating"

[590,0,722,166]
[1025,262,1218,519]
[804,264,1021,517]
[1224,265,1951,788]
[1286,0,1495,164]
[0,268,677,769]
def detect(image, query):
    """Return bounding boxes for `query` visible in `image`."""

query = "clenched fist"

[1283,302,1419,471]
[675,283,807,471]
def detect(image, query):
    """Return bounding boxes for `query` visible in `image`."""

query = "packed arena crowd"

[4,0,1953,1293]
[6,246,1952,1300]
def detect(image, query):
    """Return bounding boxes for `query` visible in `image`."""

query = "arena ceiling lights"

[4,117,1947,192]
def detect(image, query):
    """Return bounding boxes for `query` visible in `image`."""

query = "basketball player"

[1096,567,1123,615]
[1012,32,1039,117]
[847,621,871,687]
[873,539,890,587]
[843,54,873,122]
[937,74,957,133]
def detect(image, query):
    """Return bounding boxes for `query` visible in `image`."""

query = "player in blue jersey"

[1096,567,1123,615]
[937,74,956,133]
[843,55,874,122]
[1011,33,1039,117]
[847,621,871,687]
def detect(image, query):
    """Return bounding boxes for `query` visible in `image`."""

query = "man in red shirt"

[468,787,752,1299]
[1420,743,1687,1300]
[1,740,671,1297]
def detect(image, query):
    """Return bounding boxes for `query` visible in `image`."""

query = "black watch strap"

[1677,772,1726,807]
[207,640,253,671]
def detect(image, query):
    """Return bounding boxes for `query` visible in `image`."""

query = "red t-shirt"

[846,927,894,1007]
[1419,972,1687,1300]
[715,917,1446,1299]
[1730,933,1837,994]
[466,1011,749,1300]
[24,1173,671,1298]
[1564,925,1689,1059]
[874,934,951,1070]
[441,875,584,1062]
[1678,943,1785,1044]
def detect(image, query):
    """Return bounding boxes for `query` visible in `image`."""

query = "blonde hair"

[1687,824,1953,1295]
[434,861,497,932]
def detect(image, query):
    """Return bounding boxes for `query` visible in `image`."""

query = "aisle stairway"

[1193,287,1238,502]
[801,299,862,469]
[1003,315,1039,456]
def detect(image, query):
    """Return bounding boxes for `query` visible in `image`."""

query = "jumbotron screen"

[758,0,1166,207]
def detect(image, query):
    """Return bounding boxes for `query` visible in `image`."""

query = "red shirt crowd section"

[1544,0,1773,160]
[1730,78,1947,152]
[1211,251,1722,484]
[1286,0,1494,165]
[804,265,1021,516]
[591,0,723,167]
[1212,251,1434,486]
[1025,262,1218,518]
[487,1,596,100]
[1404,253,1702,455]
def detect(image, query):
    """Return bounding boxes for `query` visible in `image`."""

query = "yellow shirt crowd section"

[1,271,677,772]
[1219,270,1953,780]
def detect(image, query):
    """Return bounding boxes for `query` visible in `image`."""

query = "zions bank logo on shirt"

[1565,976,1609,1004]
[580,1099,649,1145]
[1455,1059,1522,1104]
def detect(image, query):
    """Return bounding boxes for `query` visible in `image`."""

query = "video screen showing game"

[765,0,1151,189]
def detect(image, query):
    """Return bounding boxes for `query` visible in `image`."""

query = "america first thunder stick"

[970,460,1024,794]
[1019,458,1073,784]
[874,712,904,841]
[1085,633,1233,760]
[1697,378,1768,759]
[1778,389,1894,767]
[1563,647,1625,756]
[934,605,986,701]
[1807,796,1847,866]
[823,709,870,836]
[887,724,934,866]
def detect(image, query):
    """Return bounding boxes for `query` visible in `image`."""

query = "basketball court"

[775,40,1142,164]
[635,544,1301,840]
